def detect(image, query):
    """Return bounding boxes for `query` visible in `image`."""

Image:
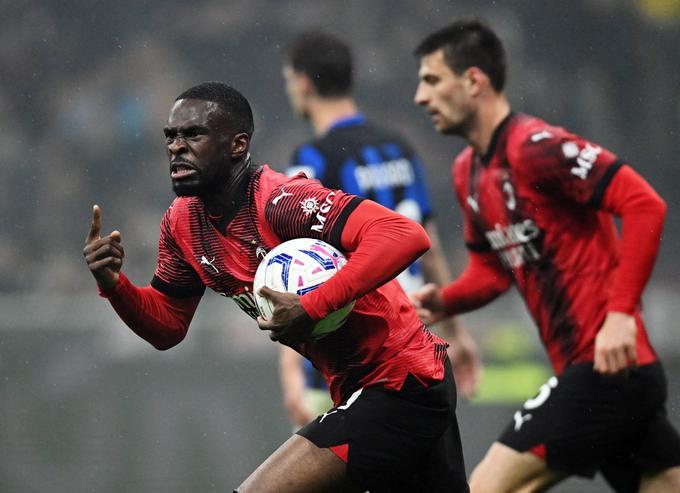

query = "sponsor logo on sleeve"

[300,197,320,216]
[563,142,602,179]
[310,191,337,233]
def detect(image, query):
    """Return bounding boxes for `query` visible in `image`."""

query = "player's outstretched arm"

[83,205,201,350]
[83,205,123,293]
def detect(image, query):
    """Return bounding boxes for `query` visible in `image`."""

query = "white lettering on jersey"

[570,143,602,180]
[354,158,415,191]
[311,191,337,233]
[530,130,553,142]
[485,219,542,269]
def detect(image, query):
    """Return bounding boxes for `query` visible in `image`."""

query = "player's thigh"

[469,442,565,493]
[236,434,362,493]
[640,466,680,493]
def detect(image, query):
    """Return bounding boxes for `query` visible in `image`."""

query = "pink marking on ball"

[310,244,340,268]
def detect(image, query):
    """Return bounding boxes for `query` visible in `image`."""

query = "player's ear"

[464,67,486,97]
[299,73,316,97]
[231,132,250,157]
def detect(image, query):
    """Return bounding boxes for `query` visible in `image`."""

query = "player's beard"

[172,155,251,202]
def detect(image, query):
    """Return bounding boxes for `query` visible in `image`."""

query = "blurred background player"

[83,81,469,492]
[412,20,680,492]
[279,29,481,427]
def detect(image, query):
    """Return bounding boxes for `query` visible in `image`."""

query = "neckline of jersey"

[479,111,515,165]
[328,113,366,133]
[210,163,261,234]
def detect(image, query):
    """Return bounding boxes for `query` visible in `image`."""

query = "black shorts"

[498,362,680,491]
[297,359,469,492]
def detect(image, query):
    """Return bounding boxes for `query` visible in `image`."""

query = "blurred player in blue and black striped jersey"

[279,30,481,428]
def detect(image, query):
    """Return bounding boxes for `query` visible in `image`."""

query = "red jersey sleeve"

[441,250,513,315]
[264,177,364,250]
[599,165,666,313]
[511,125,622,207]
[150,202,206,298]
[299,199,431,320]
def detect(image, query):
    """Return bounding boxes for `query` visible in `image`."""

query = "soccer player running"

[411,20,680,493]
[279,29,481,427]
[83,81,469,492]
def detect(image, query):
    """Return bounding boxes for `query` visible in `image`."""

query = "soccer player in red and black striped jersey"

[279,29,481,430]
[412,21,680,492]
[83,82,469,492]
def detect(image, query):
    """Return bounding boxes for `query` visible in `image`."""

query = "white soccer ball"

[253,238,354,339]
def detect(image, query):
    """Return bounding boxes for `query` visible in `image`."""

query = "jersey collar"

[480,111,515,165]
[328,113,366,133]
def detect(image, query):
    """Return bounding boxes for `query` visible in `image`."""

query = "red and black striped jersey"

[453,113,658,374]
[151,165,447,403]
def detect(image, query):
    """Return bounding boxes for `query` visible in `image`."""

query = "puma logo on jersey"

[513,411,533,431]
[272,188,293,205]
[200,255,219,273]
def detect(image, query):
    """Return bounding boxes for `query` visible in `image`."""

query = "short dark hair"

[287,30,353,97]
[176,82,254,137]
[414,20,506,92]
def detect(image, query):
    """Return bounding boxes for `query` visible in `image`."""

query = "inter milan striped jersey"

[151,165,447,404]
[453,113,657,374]
[287,114,433,293]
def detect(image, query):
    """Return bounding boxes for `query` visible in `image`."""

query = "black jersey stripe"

[588,160,624,208]
[151,275,205,298]
[329,196,365,247]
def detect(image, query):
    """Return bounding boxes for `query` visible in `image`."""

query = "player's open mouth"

[171,163,197,179]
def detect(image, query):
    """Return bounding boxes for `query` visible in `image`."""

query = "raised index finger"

[87,204,102,243]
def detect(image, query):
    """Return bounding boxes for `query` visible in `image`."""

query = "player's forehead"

[418,49,452,79]
[166,99,224,129]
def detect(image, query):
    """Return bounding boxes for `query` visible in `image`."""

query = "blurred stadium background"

[2,0,679,491]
